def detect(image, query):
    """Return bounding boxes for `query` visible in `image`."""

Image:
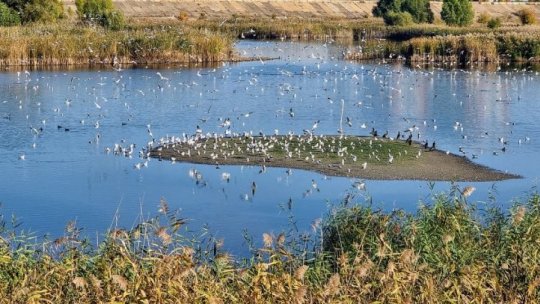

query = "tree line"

[374,0,474,26]
[0,0,124,29]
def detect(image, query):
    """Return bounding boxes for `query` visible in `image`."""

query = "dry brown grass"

[0,22,234,67]
[0,191,539,302]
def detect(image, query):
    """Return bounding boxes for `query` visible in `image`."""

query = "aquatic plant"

[0,23,234,67]
[0,190,539,302]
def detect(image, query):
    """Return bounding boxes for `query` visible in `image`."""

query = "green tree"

[1,0,25,13]
[75,0,124,30]
[373,0,402,19]
[384,11,414,26]
[401,0,434,23]
[0,1,20,26]
[22,0,64,23]
[373,0,433,25]
[441,0,474,26]
[0,0,63,23]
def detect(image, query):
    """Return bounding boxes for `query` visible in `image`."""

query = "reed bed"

[186,17,363,41]
[0,188,539,302]
[347,31,540,63]
[3,19,540,66]
[0,23,234,67]
[408,32,540,63]
[407,34,499,63]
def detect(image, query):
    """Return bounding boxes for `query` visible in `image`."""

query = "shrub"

[102,10,124,30]
[401,0,434,23]
[0,2,20,26]
[22,0,64,23]
[75,0,125,29]
[487,17,501,29]
[441,0,474,26]
[374,0,433,25]
[384,11,415,26]
[177,10,189,21]
[373,0,402,19]
[1,0,25,13]
[518,8,536,25]
[477,12,490,24]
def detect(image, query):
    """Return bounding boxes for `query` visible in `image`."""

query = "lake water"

[1,40,539,255]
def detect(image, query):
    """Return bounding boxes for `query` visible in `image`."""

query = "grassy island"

[150,135,518,181]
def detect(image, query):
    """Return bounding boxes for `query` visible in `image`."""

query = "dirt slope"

[63,0,539,21]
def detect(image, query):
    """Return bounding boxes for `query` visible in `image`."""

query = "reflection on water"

[0,40,539,255]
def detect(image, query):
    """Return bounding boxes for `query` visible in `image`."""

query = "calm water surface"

[1,40,539,254]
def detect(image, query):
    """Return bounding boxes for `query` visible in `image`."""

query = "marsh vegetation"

[0,190,539,302]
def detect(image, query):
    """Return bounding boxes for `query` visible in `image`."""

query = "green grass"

[155,135,420,167]
[0,189,539,302]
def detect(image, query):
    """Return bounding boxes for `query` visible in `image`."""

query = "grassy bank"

[0,189,539,302]
[0,22,234,67]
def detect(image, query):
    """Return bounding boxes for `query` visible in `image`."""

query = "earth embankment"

[62,0,540,21]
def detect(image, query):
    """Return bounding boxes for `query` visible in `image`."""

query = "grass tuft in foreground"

[0,188,539,302]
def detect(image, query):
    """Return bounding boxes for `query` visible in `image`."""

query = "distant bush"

[441,0,474,26]
[22,0,64,23]
[0,0,63,24]
[177,10,189,21]
[103,10,124,30]
[477,12,490,24]
[75,0,125,30]
[384,11,415,26]
[518,8,536,25]
[374,0,433,25]
[487,17,501,29]
[373,0,401,20]
[401,0,434,23]
[1,0,24,13]
[0,2,20,26]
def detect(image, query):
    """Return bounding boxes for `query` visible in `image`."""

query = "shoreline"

[0,55,278,70]
[150,135,519,182]
[3,18,540,68]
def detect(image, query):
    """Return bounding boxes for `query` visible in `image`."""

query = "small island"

[150,134,519,181]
